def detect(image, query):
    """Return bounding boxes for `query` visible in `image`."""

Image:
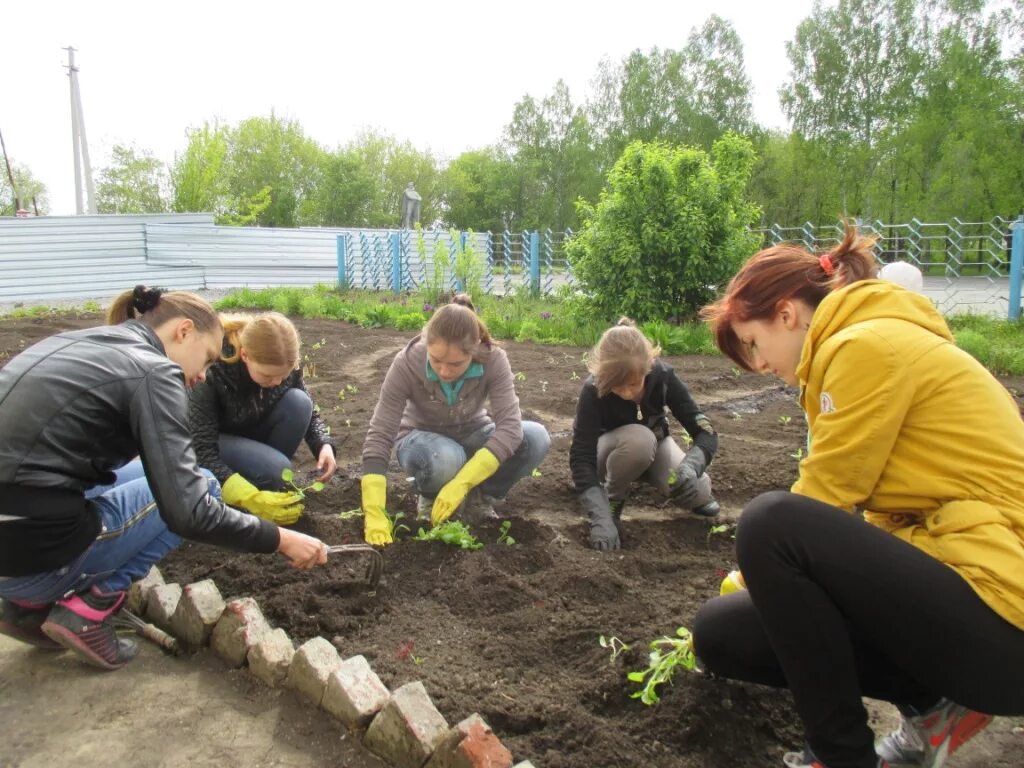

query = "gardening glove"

[668,446,707,509]
[580,485,620,551]
[720,569,746,596]
[362,474,392,546]
[222,473,304,525]
[431,448,500,526]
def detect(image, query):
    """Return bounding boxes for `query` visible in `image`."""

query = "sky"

[2,0,818,215]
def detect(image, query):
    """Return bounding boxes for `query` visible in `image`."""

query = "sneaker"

[41,586,138,670]
[875,698,993,768]
[461,488,499,525]
[784,745,890,767]
[416,494,432,521]
[0,598,63,650]
[692,499,721,517]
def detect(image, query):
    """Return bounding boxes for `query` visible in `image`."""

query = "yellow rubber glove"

[431,448,500,526]
[720,569,747,596]
[362,474,392,546]
[221,473,304,525]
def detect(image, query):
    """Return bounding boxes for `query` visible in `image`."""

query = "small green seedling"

[498,520,515,546]
[628,626,699,705]
[599,635,631,663]
[778,415,792,426]
[414,520,482,550]
[281,468,325,499]
[730,367,743,379]
[707,523,731,545]
[387,510,411,538]
[514,371,527,382]
[531,468,543,478]
[790,447,804,461]
[338,508,362,521]
[570,370,580,381]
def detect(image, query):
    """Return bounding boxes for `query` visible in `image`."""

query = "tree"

[0,161,47,216]
[440,147,516,232]
[566,134,761,322]
[305,146,376,227]
[96,144,170,214]
[344,130,439,228]
[171,122,230,215]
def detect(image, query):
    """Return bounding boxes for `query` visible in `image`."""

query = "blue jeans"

[0,460,218,603]
[218,388,313,490]
[396,421,550,499]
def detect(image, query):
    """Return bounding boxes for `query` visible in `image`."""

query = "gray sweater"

[361,336,523,475]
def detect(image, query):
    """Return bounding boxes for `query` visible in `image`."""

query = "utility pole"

[64,46,96,214]
[0,126,22,214]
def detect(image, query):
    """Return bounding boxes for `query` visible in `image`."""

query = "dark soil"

[3,314,1022,768]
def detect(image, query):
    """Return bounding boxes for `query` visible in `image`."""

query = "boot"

[41,586,138,670]
[0,598,63,650]
[692,498,721,517]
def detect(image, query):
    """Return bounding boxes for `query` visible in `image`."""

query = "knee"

[520,421,551,464]
[614,424,658,465]
[735,490,800,568]
[278,387,313,419]
[409,441,466,494]
[692,597,738,676]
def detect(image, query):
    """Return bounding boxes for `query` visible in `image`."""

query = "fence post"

[336,234,347,289]
[390,231,401,294]
[529,231,540,297]
[1010,217,1023,321]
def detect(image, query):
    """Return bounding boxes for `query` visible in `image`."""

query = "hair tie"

[131,285,164,314]
[818,254,835,276]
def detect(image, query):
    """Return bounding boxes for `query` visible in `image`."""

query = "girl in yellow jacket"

[693,225,1024,768]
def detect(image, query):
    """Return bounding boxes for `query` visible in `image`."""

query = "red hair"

[701,224,878,369]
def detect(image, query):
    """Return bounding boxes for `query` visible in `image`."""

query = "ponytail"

[106,285,221,335]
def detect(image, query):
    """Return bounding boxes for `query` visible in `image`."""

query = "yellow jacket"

[793,281,1024,630]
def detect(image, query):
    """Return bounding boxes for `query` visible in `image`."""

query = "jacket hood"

[797,280,952,385]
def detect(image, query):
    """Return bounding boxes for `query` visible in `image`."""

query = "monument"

[400,182,422,229]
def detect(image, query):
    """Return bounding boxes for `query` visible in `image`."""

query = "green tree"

[440,147,516,232]
[305,146,376,227]
[345,130,439,227]
[171,122,230,215]
[0,161,47,215]
[566,134,761,322]
[96,144,170,214]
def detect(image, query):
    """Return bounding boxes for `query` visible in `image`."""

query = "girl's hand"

[316,444,337,483]
[277,528,327,570]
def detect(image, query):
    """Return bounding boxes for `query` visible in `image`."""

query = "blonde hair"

[219,312,300,368]
[424,295,493,360]
[588,318,661,398]
[107,285,221,335]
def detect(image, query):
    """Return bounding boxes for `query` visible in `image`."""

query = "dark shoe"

[0,598,63,650]
[41,587,138,670]
[692,499,721,517]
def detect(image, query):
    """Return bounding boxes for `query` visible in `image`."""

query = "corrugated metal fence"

[1,214,1021,317]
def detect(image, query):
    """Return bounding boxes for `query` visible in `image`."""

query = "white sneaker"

[875,698,992,768]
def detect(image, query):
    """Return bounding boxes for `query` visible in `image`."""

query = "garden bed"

[3,314,1021,768]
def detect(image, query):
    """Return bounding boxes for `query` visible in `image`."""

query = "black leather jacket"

[0,320,279,577]
[188,347,335,484]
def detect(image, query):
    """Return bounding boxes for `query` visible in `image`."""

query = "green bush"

[565,134,761,322]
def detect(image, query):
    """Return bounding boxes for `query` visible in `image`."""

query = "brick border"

[129,566,537,768]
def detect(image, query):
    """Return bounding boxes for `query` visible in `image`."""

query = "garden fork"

[323,543,384,590]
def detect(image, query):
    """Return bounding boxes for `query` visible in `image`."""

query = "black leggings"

[692,491,1024,768]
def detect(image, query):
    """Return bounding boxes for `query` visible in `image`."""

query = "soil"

[2,313,1022,768]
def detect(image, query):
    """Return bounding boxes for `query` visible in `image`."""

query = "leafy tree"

[171,122,230,216]
[305,146,376,227]
[96,144,170,214]
[440,147,516,232]
[0,161,47,216]
[345,130,439,227]
[566,134,761,322]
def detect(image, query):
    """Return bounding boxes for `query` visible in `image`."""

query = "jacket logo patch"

[820,392,835,414]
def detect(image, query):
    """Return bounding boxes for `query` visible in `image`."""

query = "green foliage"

[451,230,485,299]
[280,468,324,499]
[96,144,170,214]
[566,135,761,322]
[627,627,699,705]
[949,315,1024,375]
[497,520,516,546]
[413,521,483,550]
[0,160,48,215]
[598,634,631,662]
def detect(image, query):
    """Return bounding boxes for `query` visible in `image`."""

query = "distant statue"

[400,182,422,229]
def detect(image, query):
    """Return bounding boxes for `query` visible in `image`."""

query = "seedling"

[706,523,732,545]
[730,367,743,379]
[514,371,527,382]
[280,468,324,499]
[531,468,543,478]
[540,380,548,393]
[497,520,515,546]
[414,520,482,550]
[790,447,804,461]
[599,634,631,663]
[628,626,700,705]
[778,415,792,426]
[339,508,362,521]
[570,370,580,381]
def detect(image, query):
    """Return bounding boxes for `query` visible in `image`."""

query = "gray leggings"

[597,423,712,508]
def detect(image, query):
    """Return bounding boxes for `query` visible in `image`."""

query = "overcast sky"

[3,0,818,215]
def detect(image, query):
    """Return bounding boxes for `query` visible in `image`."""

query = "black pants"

[692,491,1024,768]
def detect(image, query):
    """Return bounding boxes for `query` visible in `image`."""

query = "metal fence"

[1,214,1021,318]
